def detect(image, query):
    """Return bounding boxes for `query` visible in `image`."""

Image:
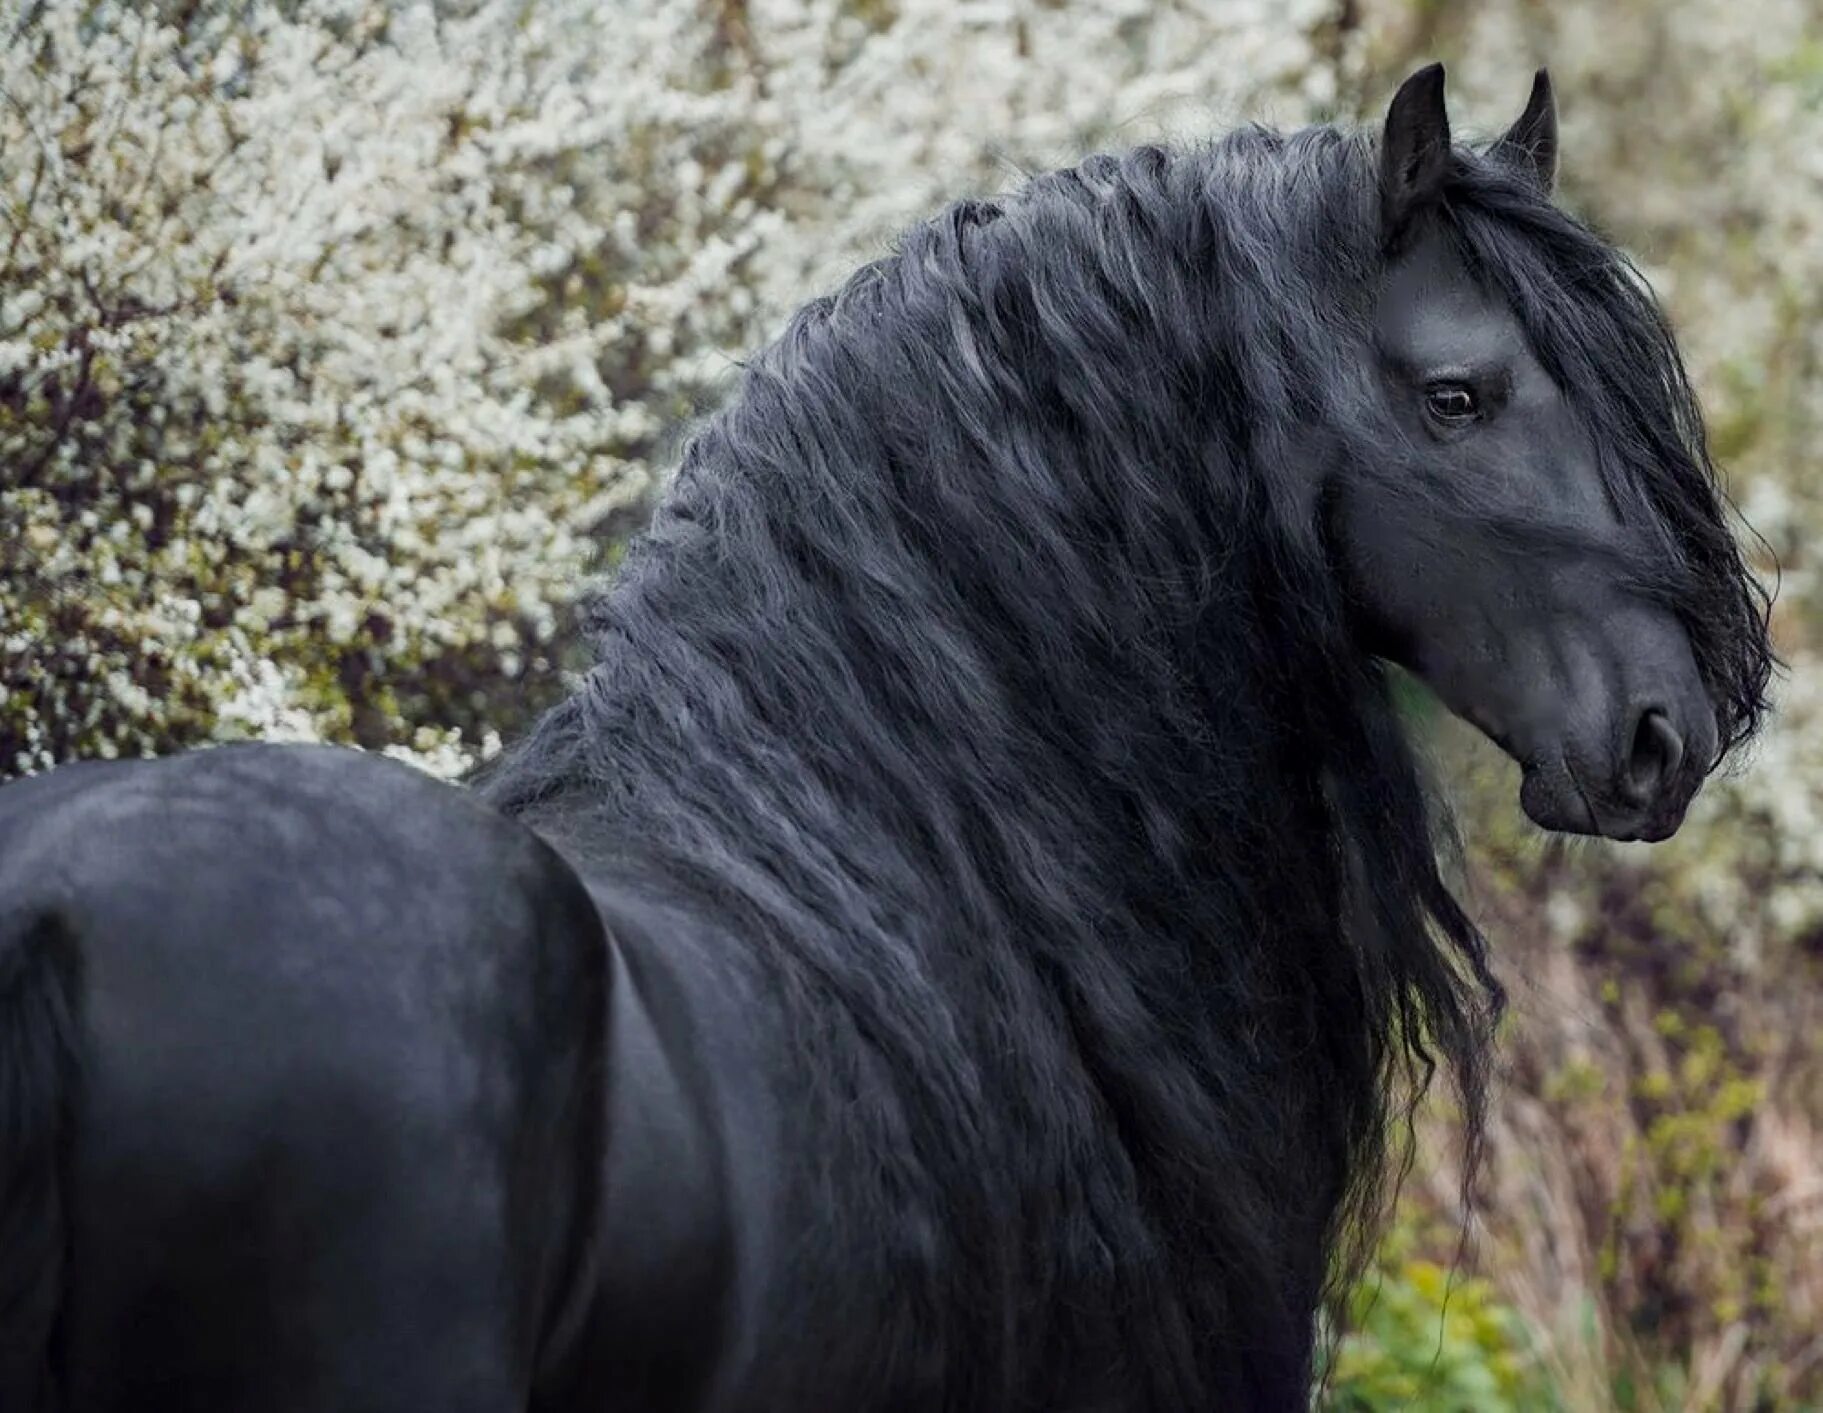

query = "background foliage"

[3,1,1818,1406]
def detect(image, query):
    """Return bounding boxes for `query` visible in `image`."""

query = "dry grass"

[1397,719,1823,1411]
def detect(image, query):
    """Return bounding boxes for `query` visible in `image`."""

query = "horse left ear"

[1380,63,1453,249]
[1491,68,1558,193]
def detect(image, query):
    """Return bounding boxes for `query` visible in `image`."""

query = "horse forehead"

[1375,239,1525,367]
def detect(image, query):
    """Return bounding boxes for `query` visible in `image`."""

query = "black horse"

[0,65,1773,1410]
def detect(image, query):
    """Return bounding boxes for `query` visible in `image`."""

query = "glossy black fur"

[0,73,1771,1411]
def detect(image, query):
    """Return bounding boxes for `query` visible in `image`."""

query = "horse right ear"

[1490,68,1558,193]
[1380,63,1452,249]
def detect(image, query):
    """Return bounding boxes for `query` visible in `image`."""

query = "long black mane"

[480,122,1769,1405]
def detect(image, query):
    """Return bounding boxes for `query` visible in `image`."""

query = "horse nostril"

[1623,709,1684,807]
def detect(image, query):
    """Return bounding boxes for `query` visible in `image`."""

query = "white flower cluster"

[1,0,1336,779]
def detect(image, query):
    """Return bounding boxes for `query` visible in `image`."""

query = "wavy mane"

[478,122,1765,1405]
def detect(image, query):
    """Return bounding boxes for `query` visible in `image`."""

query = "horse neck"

[566,385,1378,1379]
[557,146,1381,944]
[496,228,1404,1388]
[582,351,1357,967]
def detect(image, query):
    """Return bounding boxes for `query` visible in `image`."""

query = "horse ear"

[1380,63,1453,248]
[1491,68,1558,193]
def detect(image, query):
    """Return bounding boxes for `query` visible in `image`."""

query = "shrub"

[1320,1248,1559,1412]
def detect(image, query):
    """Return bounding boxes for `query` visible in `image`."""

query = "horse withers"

[0,65,1771,1411]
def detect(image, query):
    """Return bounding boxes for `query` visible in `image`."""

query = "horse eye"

[1424,383,1479,423]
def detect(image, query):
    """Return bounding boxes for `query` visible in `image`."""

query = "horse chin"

[1518,761,1688,843]
[1519,764,1599,837]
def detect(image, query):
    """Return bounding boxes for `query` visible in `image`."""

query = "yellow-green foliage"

[1321,1251,1558,1411]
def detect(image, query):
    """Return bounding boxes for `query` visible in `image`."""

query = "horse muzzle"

[1519,697,1720,842]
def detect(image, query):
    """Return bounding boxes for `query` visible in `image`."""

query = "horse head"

[1329,64,1772,842]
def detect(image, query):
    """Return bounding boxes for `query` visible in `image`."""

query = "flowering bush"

[0,0,780,774]
[0,0,1336,777]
